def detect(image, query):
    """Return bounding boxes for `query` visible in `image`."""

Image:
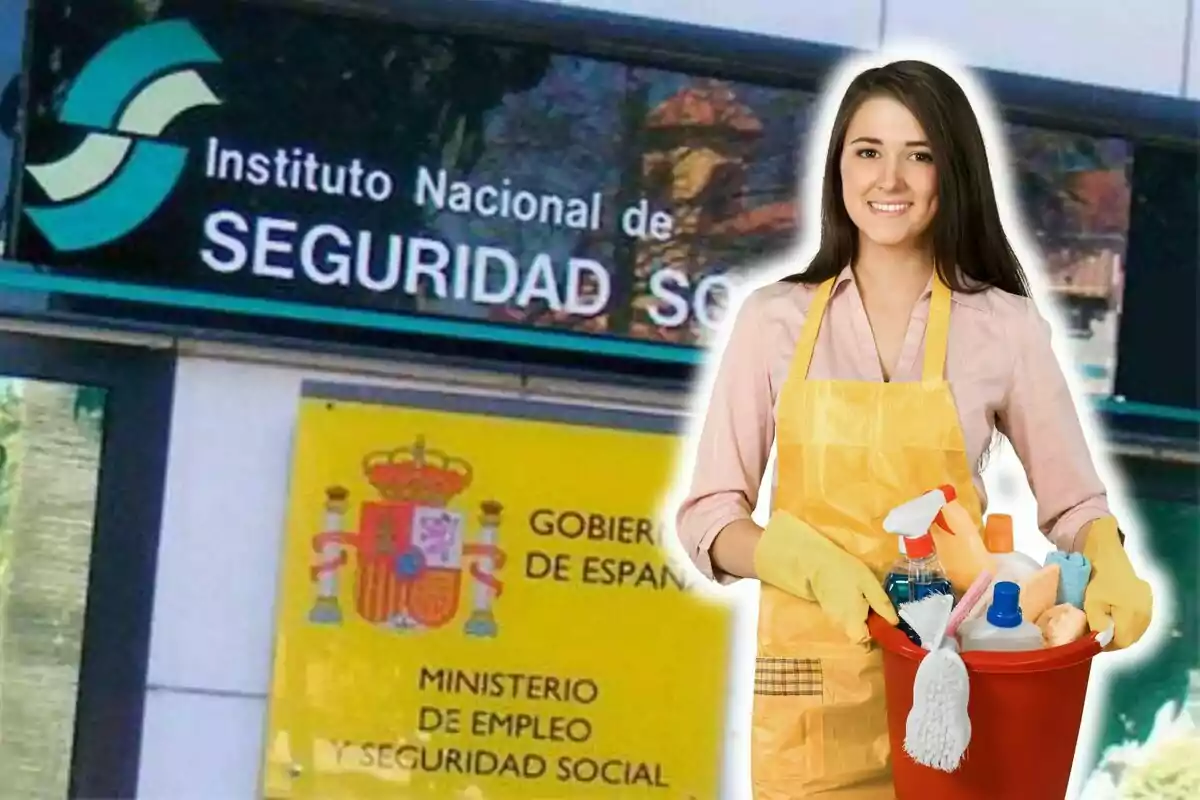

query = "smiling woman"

[790,60,1030,299]
[678,57,1156,800]
[840,97,939,250]
[837,94,945,379]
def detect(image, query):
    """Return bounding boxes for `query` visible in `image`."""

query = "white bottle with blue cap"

[957,581,1044,652]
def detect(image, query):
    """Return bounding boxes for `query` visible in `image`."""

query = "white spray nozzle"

[884,488,953,559]
[884,488,950,539]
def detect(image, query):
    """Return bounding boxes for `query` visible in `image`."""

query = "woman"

[676,60,1154,799]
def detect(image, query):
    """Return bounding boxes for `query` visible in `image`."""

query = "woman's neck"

[853,240,936,305]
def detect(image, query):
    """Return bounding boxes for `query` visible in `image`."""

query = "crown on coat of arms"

[362,436,473,505]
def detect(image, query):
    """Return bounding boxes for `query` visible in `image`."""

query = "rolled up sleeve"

[675,290,776,581]
[996,298,1111,552]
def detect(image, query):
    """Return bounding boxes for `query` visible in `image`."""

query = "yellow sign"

[261,383,732,800]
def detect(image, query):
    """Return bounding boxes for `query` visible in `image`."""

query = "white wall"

[882,0,1190,98]
[554,0,1198,98]
[139,357,317,800]
[554,0,882,49]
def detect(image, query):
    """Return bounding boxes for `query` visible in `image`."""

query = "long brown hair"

[787,60,1030,296]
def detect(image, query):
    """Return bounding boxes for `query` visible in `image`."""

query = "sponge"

[1018,564,1061,623]
[1036,604,1089,647]
[1044,551,1092,609]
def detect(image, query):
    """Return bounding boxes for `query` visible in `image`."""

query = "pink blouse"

[676,267,1111,581]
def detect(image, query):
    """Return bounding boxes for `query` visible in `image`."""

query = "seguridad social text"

[198,137,740,330]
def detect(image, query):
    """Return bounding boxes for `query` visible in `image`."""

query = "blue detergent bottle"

[958,581,1045,652]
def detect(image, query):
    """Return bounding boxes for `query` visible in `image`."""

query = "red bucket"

[869,613,1107,800]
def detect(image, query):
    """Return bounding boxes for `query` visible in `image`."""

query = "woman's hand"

[1081,516,1154,651]
[754,511,899,643]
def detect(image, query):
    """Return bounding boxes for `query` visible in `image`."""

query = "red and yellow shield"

[353,500,464,628]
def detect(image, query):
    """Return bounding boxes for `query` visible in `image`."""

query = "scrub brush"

[898,592,971,773]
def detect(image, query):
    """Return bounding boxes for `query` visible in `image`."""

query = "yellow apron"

[751,275,982,799]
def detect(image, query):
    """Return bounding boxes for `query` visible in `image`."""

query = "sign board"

[9,0,810,361]
[261,382,733,799]
[7,1,1142,387]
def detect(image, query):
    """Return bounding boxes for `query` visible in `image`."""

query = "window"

[1007,125,1133,397]
[0,376,106,800]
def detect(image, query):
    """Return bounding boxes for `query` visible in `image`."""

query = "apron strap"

[921,276,953,384]
[789,277,836,379]
[787,274,953,383]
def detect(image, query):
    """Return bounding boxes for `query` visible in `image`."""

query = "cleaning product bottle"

[983,513,1041,581]
[959,514,1043,625]
[883,530,954,606]
[882,494,954,645]
[957,581,1044,652]
[882,489,956,607]
[928,484,995,594]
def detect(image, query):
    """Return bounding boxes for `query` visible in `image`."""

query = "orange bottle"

[983,513,1042,578]
[984,513,1015,553]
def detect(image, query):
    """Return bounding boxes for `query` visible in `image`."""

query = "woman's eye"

[855,148,879,158]
[911,151,934,163]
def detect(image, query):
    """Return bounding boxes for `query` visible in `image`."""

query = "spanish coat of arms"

[306,436,506,637]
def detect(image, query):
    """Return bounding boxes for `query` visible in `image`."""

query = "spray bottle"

[882,491,955,644]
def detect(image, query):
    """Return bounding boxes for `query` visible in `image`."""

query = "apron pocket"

[751,654,892,796]
[754,656,823,697]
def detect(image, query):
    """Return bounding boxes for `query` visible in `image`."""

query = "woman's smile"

[867,200,913,215]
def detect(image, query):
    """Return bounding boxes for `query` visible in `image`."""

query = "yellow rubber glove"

[754,511,899,644]
[1082,516,1153,651]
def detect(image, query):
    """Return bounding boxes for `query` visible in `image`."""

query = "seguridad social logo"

[22,20,222,252]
